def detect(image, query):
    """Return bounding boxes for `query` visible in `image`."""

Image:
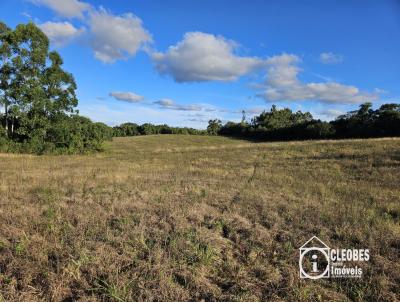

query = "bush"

[0,115,113,155]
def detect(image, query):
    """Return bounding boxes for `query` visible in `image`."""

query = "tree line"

[113,123,207,137]
[112,102,400,141]
[209,102,400,140]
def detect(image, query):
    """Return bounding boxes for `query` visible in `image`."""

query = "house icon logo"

[299,236,330,279]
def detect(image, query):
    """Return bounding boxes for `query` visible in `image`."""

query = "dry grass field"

[0,135,399,301]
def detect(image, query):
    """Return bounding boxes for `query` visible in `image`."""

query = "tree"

[372,103,400,137]
[252,105,313,131]
[357,102,373,117]
[113,122,140,136]
[207,119,222,135]
[43,51,78,115]
[0,22,12,136]
[7,23,79,144]
[139,123,157,135]
[0,22,112,154]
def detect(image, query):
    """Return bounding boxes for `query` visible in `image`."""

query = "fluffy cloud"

[264,54,301,88]
[151,32,265,82]
[30,0,90,18]
[154,99,202,111]
[258,54,378,104]
[29,2,152,63]
[39,21,85,47]
[319,52,343,64]
[89,9,152,63]
[109,91,144,103]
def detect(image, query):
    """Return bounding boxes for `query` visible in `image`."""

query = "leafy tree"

[139,123,158,135]
[374,103,400,136]
[159,124,172,134]
[113,122,140,136]
[252,105,312,130]
[207,119,222,135]
[0,21,12,136]
[8,23,78,144]
[0,22,111,154]
[305,121,335,138]
[219,121,248,137]
[333,102,400,138]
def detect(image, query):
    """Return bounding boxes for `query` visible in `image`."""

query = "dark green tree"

[207,119,222,135]
[252,105,312,130]
[113,122,140,136]
[7,23,78,145]
[0,22,112,154]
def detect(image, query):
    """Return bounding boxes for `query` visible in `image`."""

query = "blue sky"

[1,0,399,128]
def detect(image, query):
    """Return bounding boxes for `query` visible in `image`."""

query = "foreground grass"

[0,135,399,301]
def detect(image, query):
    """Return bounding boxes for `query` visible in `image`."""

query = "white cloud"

[30,0,90,18]
[39,21,85,47]
[258,54,379,104]
[319,52,343,64]
[109,91,144,103]
[318,109,345,120]
[265,54,301,88]
[154,99,203,111]
[88,9,152,63]
[32,4,152,62]
[151,32,265,82]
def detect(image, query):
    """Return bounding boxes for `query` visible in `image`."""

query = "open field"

[0,135,399,301]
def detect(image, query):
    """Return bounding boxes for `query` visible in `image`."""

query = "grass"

[0,135,399,301]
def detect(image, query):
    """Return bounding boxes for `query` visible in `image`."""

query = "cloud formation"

[154,99,203,111]
[319,52,343,64]
[258,54,378,104]
[109,91,144,103]
[30,0,90,18]
[151,32,264,82]
[89,9,152,63]
[318,109,345,120]
[39,21,85,47]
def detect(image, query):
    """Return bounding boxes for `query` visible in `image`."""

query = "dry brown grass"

[0,135,399,301]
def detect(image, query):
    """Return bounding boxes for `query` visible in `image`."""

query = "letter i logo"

[299,236,330,279]
[312,254,318,272]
